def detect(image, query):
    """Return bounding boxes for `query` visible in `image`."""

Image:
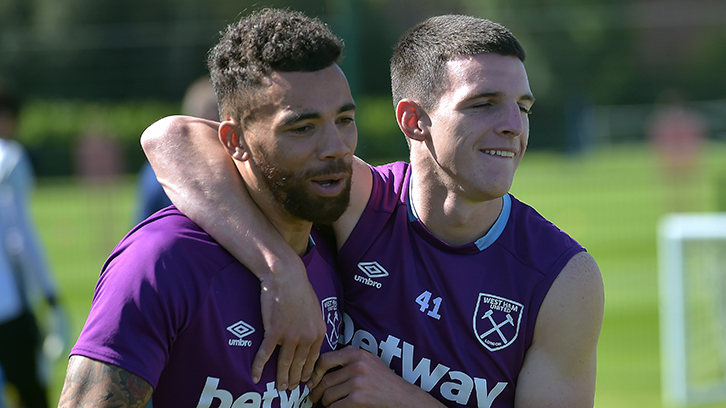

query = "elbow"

[140,115,190,153]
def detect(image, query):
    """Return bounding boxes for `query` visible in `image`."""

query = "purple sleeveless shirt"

[71,207,343,408]
[337,162,585,408]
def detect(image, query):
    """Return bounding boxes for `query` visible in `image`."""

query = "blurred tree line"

[1,0,725,176]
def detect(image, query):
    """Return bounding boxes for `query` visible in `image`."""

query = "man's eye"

[520,106,532,115]
[291,125,313,134]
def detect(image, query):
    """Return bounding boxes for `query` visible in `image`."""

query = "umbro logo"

[357,261,389,278]
[354,261,388,289]
[227,320,255,347]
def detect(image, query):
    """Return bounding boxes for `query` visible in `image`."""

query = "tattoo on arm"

[59,355,153,408]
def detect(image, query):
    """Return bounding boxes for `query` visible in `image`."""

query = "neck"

[409,166,504,247]
[270,216,313,256]
[240,169,314,257]
[254,193,314,256]
[243,188,313,256]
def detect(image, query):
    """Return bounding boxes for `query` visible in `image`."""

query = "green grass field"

[27,142,726,407]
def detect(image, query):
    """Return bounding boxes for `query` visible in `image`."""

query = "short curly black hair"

[208,8,343,124]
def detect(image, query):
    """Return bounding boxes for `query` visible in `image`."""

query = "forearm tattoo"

[58,356,153,408]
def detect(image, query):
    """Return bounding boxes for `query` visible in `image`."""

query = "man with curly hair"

[58,9,354,407]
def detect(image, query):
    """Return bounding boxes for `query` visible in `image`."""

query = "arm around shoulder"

[515,251,604,408]
[140,114,326,390]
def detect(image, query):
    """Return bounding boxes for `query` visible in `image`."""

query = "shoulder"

[548,252,603,309]
[105,207,235,285]
[333,160,411,248]
[370,161,410,190]
[0,139,29,180]
[126,207,219,252]
[0,138,23,157]
[535,251,604,353]
[506,197,601,326]
[367,161,411,209]
[507,196,571,239]
[501,196,585,275]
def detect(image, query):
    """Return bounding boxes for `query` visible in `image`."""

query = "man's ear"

[219,120,249,161]
[395,99,430,143]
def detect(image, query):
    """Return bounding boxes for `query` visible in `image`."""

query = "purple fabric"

[71,207,342,408]
[337,161,585,407]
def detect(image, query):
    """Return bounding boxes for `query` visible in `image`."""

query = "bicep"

[515,252,604,408]
[58,355,153,408]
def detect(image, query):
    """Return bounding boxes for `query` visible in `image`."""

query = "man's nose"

[495,103,525,138]
[319,123,354,160]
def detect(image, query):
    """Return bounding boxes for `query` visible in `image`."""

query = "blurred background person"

[0,81,66,408]
[134,76,219,223]
[646,89,709,211]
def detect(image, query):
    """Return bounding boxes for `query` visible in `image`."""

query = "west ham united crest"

[473,293,524,352]
[322,297,341,349]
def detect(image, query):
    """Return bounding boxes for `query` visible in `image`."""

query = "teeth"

[483,150,515,158]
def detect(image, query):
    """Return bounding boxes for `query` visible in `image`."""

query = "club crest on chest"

[322,297,341,349]
[473,293,523,352]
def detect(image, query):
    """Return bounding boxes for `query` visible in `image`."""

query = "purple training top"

[71,207,343,408]
[337,162,585,408]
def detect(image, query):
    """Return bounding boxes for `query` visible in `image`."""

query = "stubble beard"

[249,151,352,225]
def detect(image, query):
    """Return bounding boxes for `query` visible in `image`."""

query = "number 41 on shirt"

[416,291,442,320]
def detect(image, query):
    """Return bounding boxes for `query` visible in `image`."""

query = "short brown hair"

[391,14,525,112]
